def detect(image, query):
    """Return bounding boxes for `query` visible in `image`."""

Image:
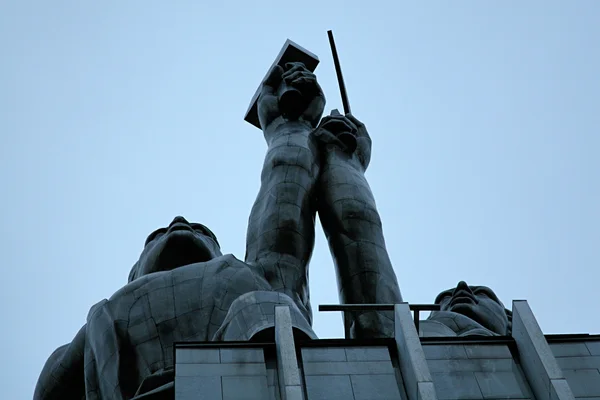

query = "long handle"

[327,30,351,115]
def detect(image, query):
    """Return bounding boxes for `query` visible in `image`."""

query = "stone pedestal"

[174,301,599,400]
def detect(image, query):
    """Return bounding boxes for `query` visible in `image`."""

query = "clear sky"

[1,1,599,398]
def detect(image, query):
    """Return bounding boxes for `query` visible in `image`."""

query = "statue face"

[130,216,222,281]
[433,281,510,335]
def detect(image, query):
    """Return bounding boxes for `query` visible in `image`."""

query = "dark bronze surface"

[426,281,512,336]
[35,44,505,399]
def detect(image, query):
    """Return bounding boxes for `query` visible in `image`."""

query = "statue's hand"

[257,62,325,136]
[313,112,372,171]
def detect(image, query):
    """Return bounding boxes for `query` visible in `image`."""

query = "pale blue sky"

[1,1,599,398]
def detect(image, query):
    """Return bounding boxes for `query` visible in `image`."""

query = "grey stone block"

[550,379,575,400]
[177,362,267,377]
[175,376,222,400]
[267,367,277,386]
[556,356,600,370]
[395,303,436,400]
[176,348,221,364]
[267,384,279,400]
[550,343,591,358]
[563,369,600,397]
[586,341,600,356]
[427,358,516,373]
[512,300,565,400]
[222,376,270,400]
[275,306,302,392]
[283,385,304,400]
[431,372,483,400]
[220,348,264,364]
[418,382,438,400]
[423,345,468,360]
[474,371,532,399]
[303,360,394,376]
[345,346,391,362]
[302,347,347,362]
[465,344,512,359]
[305,375,354,400]
[351,374,402,399]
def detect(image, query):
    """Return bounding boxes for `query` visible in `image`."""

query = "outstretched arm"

[245,63,325,322]
[315,113,402,338]
[34,325,86,400]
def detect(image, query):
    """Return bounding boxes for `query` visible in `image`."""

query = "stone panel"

[177,362,267,377]
[305,375,354,400]
[222,376,270,400]
[555,356,600,370]
[422,345,468,360]
[302,347,347,362]
[427,358,516,373]
[418,382,437,400]
[220,348,264,364]
[176,348,221,364]
[175,376,222,400]
[550,379,575,400]
[267,384,278,400]
[350,374,402,400]
[562,369,600,398]
[464,344,512,359]
[431,372,483,400]
[550,343,591,357]
[345,346,391,362]
[474,371,532,399]
[586,341,600,356]
[303,361,394,376]
[266,367,277,386]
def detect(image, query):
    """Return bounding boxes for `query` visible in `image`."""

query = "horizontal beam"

[318,304,441,312]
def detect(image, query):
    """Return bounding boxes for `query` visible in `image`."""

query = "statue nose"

[170,216,189,226]
[453,280,472,295]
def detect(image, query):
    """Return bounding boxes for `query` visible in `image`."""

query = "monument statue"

[35,36,512,399]
[34,58,403,399]
[420,281,512,337]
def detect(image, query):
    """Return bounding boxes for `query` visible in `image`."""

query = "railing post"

[394,303,438,400]
[275,306,305,400]
[512,300,575,400]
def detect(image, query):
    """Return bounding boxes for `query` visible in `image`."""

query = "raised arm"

[244,63,325,322]
[314,112,402,338]
[34,325,86,400]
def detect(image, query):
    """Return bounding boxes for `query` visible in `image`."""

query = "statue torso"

[84,254,271,398]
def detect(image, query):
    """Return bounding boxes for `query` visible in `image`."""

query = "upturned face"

[129,216,222,282]
[433,281,510,335]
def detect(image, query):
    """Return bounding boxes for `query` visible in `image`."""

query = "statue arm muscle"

[34,325,86,400]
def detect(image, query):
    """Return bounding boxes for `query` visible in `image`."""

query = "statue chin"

[149,232,215,274]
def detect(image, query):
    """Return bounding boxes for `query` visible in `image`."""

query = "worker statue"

[34,62,403,399]
[420,281,512,337]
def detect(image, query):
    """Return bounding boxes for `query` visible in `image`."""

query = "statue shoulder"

[88,255,248,317]
[86,298,109,322]
[419,320,458,337]
[179,253,247,273]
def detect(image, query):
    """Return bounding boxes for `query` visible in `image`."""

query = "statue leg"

[245,121,320,324]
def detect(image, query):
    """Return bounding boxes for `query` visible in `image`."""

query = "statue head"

[128,216,222,282]
[429,281,512,335]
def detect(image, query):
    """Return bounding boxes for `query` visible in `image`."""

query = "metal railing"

[319,303,441,332]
